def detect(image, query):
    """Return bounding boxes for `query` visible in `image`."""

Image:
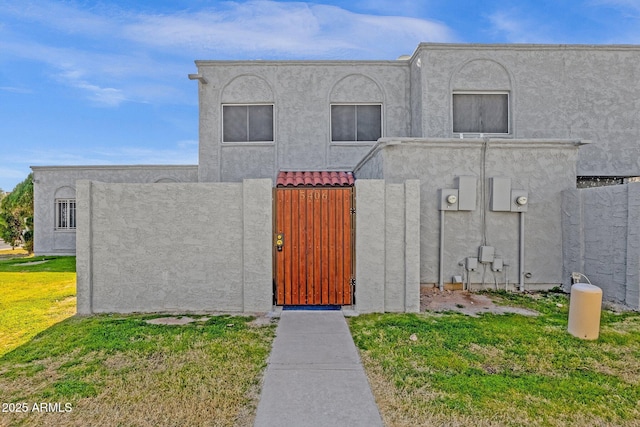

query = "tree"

[0,174,34,252]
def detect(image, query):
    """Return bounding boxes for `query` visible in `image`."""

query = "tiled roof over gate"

[276,171,355,187]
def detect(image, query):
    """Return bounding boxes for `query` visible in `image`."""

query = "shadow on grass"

[349,292,640,427]
[0,312,276,426]
[0,255,76,272]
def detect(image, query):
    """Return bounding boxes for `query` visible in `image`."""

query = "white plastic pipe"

[519,212,525,292]
[439,210,445,291]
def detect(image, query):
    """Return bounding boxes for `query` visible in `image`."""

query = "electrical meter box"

[457,176,477,211]
[439,189,459,211]
[479,246,495,263]
[491,177,511,211]
[465,257,478,271]
[511,190,529,212]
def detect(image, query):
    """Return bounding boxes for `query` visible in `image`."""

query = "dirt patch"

[145,316,210,325]
[14,260,48,266]
[248,316,277,327]
[420,286,538,317]
[144,315,276,327]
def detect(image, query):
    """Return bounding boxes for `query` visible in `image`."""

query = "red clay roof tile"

[276,171,355,187]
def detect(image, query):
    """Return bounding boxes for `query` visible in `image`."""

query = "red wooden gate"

[274,186,354,305]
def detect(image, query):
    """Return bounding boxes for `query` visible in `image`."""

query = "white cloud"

[591,0,640,12]
[486,9,555,43]
[5,0,455,59]
[122,1,455,58]
[1,0,457,107]
[0,166,33,191]
[1,0,118,36]
[24,142,198,167]
[177,140,199,149]
[55,67,128,107]
[0,167,28,180]
[0,86,32,94]
[353,0,429,15]
[112,146,198,165]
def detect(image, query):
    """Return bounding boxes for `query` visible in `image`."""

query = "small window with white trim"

[453,92,509,134]
[223,104,274,142]
[331,104,382,142]
[55,199,76,230]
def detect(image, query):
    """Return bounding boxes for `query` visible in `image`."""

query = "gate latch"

[276,233,284,252]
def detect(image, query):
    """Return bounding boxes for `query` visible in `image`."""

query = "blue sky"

[1,0,640,191]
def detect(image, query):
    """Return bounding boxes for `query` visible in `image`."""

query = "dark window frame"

[452,92,510,135]
[222,104,274,143]
[55,199,76,230]
[331,104,382,142]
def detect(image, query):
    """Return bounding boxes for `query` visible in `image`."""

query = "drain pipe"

[519,212,525,292]
[439,209,445,291]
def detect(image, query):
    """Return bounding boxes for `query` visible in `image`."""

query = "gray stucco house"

[33,43,640,313]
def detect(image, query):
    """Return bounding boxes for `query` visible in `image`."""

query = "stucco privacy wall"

[355,138,584,289]
[412,44,640,177]
[355,179,421,313]
[76,179,272,314]
[562,183,640,309]
[32,165,198,255]
[195,61,411,183]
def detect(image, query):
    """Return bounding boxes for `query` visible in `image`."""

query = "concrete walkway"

[254,311,383,427]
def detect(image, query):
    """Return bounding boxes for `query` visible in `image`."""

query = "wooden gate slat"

[298,189,306,305]
[312,189,321,304]
[291,189,299,305]
[335,190,344,304]
[328,190,336,305]
[276,189,285,305]
[320,189,329,304]
[342,188,352,304]
[306,189,314,304]
[283,189,292,305]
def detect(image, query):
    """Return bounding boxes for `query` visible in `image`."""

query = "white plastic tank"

[567,283,603,340]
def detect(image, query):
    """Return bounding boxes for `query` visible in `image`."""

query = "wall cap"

[354,138,588,173]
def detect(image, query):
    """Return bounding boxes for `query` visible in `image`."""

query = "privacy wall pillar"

[561,189,584,291]
[355,180,386,313]
[242,179,273,312]
[404,180,421,312]
[75,180,93,314]
[355,179,421,313]
[626,183,640,309]
[385,184,405,311]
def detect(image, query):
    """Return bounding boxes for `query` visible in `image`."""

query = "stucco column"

[626,183,640,309]
[355,180,386,313]
[242,179,274,312]
[75,180,93,314]
[404,179,421,312]
[561,189,584,292]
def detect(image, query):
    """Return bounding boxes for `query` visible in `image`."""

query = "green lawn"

[0,256,276,427]
[0,256,77,357]
[6,254,639,426]
[349,291,640,427]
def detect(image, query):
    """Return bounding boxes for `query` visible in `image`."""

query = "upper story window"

[331,104,382,142]
[223,104,274,143]
[55,199,76,230]
[453,93,509,134]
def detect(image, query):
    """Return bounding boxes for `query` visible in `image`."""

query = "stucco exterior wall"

[32,165,198,255]
[194,44,640,181]
[76,179,273,314]
[195,61,411,183]
[562,184,640,309]
[412,44,640,177]
[355,179,420,313]
[355,138,583,289]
